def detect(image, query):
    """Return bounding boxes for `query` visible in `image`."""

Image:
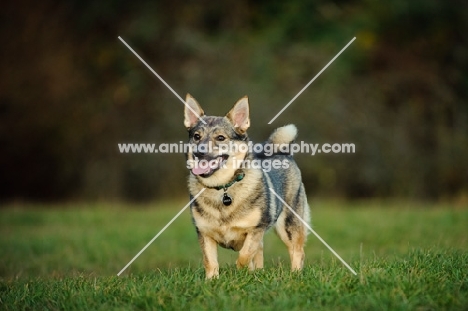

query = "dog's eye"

[193,133,201,141]
[216,135,226,141]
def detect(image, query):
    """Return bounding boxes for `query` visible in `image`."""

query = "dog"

[184,94,310,279]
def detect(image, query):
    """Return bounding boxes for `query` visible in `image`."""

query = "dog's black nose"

[193,143,210,158]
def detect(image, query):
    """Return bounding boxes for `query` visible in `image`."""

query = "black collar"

[211,171,245,190]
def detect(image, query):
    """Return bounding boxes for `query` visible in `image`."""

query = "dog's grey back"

[243,125,309,231]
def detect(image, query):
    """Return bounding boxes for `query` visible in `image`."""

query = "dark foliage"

[1,0,467,202]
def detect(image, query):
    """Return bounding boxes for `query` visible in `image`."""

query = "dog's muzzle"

[190,154,229,177]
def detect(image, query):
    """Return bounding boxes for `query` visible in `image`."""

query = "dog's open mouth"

[191,154,229,177]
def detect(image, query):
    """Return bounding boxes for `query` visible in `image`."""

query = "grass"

[1,200,467,310]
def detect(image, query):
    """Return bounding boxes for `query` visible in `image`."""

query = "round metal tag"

[222,193,232,206]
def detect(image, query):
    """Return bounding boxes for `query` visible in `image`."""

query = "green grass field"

[1,200,467,310]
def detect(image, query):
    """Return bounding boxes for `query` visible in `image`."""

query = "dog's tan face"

[184,94,251,187]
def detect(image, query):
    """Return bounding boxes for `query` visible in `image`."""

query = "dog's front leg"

[236,230,264,270]
[198,233,219,279]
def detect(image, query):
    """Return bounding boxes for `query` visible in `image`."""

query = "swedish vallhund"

[184,94,310,279]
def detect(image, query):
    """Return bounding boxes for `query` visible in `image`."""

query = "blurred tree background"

[1,0,467,203]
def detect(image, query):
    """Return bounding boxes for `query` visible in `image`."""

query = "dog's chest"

[192,205,262,251]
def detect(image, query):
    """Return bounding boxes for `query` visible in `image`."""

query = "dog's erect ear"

[226,96,250,134]
[184,94,204,129]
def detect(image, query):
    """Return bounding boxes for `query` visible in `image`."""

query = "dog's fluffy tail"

[267,124,297,145]
[253,124,297,158]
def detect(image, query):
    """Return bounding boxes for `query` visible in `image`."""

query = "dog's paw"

[205,268,219,280]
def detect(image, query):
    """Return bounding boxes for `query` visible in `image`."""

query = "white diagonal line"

[269,188,357,275]
[118,36,206,124]
[268,37,356,124]
[117,188,206,276]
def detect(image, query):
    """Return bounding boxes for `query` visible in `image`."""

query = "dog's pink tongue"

[192,166,209,175]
